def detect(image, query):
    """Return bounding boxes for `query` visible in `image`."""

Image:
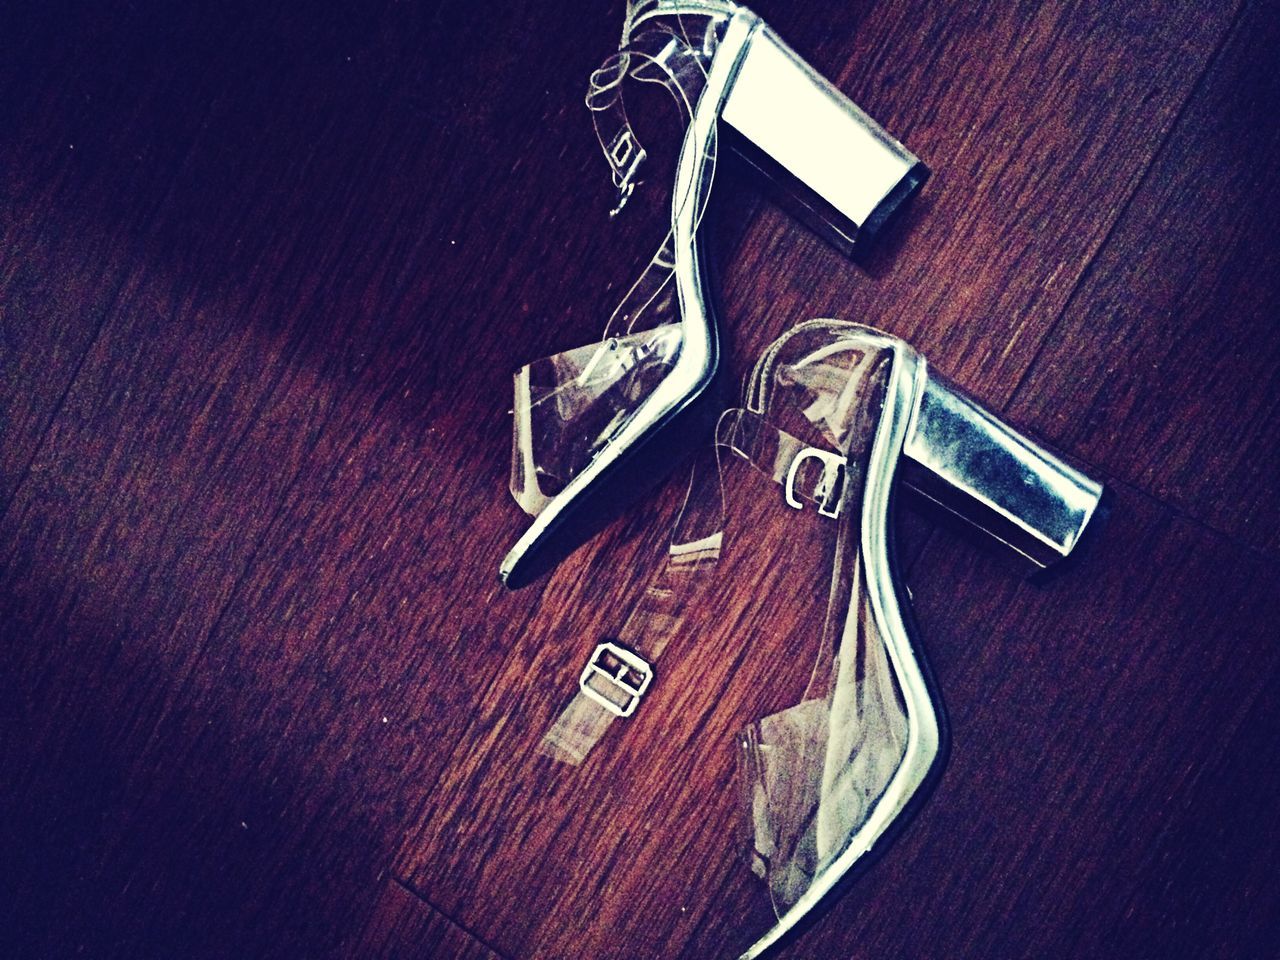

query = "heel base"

[902,374,1105,569]
[722,24,925,254]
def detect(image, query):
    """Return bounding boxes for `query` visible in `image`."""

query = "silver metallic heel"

[501,2,926,587]
[902,373,1103,569]
[722,22,926,253]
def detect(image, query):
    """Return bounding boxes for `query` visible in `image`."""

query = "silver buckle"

[607,129,648,217]
[579,641,653,718]
[784,447,847,519]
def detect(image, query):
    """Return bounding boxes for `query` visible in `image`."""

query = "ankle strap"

[587,21,713,215]
[540,408,846,766]
[719,409,848,518]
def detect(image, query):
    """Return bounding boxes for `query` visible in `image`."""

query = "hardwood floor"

[1,1,1276,958]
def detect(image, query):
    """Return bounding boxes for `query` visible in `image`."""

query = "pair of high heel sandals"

[500,3,1104,957]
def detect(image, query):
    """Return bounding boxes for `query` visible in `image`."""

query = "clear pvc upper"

[520,320,916,941]
[672,324,912,934]
[510,6,728,516]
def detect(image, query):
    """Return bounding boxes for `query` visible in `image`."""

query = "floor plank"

[352,880,506,960]
[1008,0,1280,554]
[0,3,234,511]
[0,0,669,955]
[1137,662,1280,960]
[1,1,1274,959]
[0,2,466,956]
[396,1,1248,954]
[398,473,1280,959]
[716,0,1239,401]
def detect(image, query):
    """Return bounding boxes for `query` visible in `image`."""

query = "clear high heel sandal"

[648,319,1102,957]
[502,1,927,587]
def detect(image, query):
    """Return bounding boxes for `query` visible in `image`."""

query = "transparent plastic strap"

[586,13,721,348]
[539,464,723,765]
[537,407,855,765]
[738,547,909,913]
[733,345,909,919]
[589,23,712,217]
[511,14,724,516]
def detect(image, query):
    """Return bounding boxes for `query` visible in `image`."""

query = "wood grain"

[0,2,233,510]
[1007,0,1280,554]
[1,0,1277,958]
[353,881,505,960]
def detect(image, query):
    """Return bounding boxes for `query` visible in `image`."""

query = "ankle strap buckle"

[785,447,847,519]
[579,642,654,718]
[606,129,648,217]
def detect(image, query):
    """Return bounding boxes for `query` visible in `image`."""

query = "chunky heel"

[721,320,1102,958]
[722,24,927,254]
[902,373,1104,568]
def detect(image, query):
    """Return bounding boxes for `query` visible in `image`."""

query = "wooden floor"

[2,0,1277,957]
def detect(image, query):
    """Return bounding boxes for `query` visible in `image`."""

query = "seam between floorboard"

[897,6,1261,595]
[1001,0,1249,413]
[391,875,516,960]
[0,271,122,534]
